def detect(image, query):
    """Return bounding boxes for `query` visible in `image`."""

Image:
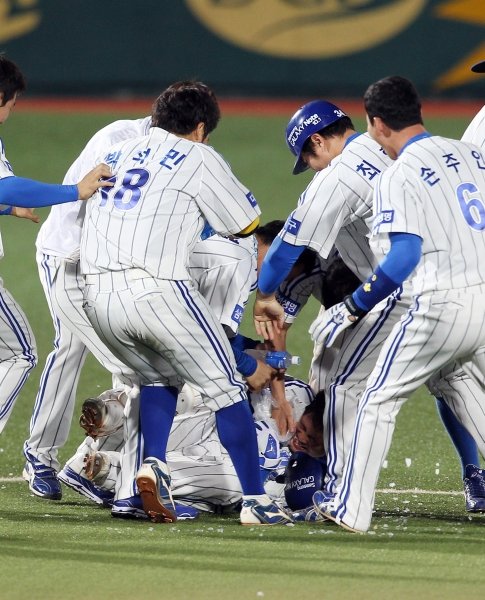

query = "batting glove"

[309,295,365,347]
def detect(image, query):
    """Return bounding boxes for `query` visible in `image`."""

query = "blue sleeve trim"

[232,346,258,377]
[0,177,78,207]
[258,237,305,295]
[0,205,13,215]
[230,334,260,353]
[352,232,422,311]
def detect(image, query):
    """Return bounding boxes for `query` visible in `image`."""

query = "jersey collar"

[344,132,361,148]
[398,131,431,156]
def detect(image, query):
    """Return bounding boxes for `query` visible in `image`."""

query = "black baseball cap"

[471,60,485,73]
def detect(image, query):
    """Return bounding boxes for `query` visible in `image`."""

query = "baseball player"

[254,97,485,513]
[61,377,317,517]
[80,81,292,525]
[23,116,150,501]
[58,229,272,510]
[426,59,485,509]
[24,108,272,504]
[0,56,112,442]
[311,76,485,532]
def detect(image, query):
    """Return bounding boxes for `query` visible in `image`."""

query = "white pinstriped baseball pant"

[332,287,485,532]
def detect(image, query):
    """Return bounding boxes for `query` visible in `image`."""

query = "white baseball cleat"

[136,457,177,523]
[312,490,362,533]
[240,494,294,525]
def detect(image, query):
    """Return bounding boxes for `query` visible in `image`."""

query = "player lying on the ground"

[58,378,324,520]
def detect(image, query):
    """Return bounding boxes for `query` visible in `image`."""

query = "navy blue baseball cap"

[286,99,348,175]
[471,60,485,73]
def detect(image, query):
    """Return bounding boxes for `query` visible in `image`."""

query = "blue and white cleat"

[464,464,485,513]
[312,490,360,533]
[240,494,294,525]
[112,495,199,521]
[23,460,62,500]
[292,504,326,522]
[136,457,177,523]
[58,466,114,507]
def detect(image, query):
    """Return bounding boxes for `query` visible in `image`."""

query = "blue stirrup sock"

[216,400,265,496]
[435,397,480,477]
[139,385,178,463]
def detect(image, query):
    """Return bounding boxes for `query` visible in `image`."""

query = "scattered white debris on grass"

[405,458,412,467]
[382,460,388,469]
[389,482,396,488]
[257,592,265,597]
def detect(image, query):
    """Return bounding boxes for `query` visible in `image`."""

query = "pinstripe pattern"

[81,128,260,280]
[23,252,135,470]
[83,276,246,409]
[0,281,37,433]
[331,134,485,532]
[324,291,401,494]
[26,119,152,470]
[0,138,38,434]
[280,133,392,281]
[372,136,485,293]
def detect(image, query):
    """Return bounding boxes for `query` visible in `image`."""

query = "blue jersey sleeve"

[0,176,78,207]
[258,237,305,295]
[352,232,422,311]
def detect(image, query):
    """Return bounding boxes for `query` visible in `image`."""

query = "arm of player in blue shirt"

[351,232,422,313]
[0,176,78,209]
[258,237,305,295]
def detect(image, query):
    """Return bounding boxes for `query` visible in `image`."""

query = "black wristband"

[343,294,367,318]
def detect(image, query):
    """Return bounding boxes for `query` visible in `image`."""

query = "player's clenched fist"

[77,163,114,200]
[309,298,361,347]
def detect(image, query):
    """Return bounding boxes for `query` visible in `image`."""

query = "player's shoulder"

[341,132,392,167]
[91,117,152,145]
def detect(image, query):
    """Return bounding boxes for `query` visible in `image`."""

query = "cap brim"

[471,60,485,73]
[292,156,309,175]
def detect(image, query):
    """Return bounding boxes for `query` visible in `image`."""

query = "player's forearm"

[351,232,422,312]
[258,238,305,295]
[0,176,78,207]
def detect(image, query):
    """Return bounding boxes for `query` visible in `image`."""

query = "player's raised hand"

[253,291,284,341]
[77,163,114,200]
[309,301,358,347]
[11,206,39,223]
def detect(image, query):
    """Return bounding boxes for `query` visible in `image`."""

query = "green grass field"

[0,109,484,600]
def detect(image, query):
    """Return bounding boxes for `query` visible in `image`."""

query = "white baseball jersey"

[280,133,393,281]
[36,117,152,259]
[81,127,260,279]
[26,119,152,472]
[462,105,485,149]
[372,135,485,294]
[332,135,485,532]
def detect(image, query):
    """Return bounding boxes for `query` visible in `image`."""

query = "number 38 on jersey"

[99,149,187,211]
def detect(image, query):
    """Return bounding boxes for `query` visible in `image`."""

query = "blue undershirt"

[0,176,78,208]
